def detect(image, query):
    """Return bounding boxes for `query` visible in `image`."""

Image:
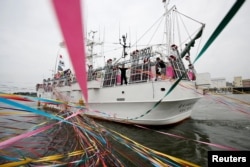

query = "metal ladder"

[170,56,188,79]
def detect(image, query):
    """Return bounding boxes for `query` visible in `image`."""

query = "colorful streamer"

[0,93,199,166]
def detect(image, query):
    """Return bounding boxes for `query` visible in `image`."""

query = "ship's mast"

[163,0,170,60]
[119,34,130,58]
[87,30,97,67]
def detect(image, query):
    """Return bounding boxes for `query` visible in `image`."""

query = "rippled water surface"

[95,94,250,166]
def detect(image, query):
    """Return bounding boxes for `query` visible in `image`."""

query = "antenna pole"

[119,34,130,58]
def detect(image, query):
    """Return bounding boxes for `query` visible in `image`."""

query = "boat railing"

[85,51,192,88]
[129,63,151,83]
[41,58,190,91]
[87,69,98,81]
[102,67,118,87]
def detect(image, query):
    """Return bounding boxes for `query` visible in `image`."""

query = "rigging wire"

[131,13,165,47]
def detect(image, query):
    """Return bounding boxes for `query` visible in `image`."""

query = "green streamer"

[193,0,245,64]
[131,75,183,120]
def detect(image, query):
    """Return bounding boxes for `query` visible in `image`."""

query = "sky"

[0,0,249,93]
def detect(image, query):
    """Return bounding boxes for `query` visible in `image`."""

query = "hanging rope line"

[130,76,183,120]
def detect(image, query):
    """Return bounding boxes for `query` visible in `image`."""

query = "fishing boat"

[36,0,205,125]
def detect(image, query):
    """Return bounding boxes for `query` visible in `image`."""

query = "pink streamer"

[52,0,88,102]
[116,75,121,85]
[0,123,54,149]
[135,125,238,151]
[0,109,83,149]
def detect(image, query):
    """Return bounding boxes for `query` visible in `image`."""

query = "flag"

[59,42,65,48]
[57,65,63,71]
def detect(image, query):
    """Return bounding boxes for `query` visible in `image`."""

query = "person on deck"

[119,64,129,85]
[155,57,166,80]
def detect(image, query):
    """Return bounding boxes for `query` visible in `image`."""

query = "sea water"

[95,94,250,166]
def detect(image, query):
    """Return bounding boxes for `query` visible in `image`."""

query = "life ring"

[188,64,194,69]
[171,44,178,50]
[107,59,112,63]
[170,55,176,61]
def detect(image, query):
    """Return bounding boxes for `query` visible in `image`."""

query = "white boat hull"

[86,99,197,125]
[37,80,202,125]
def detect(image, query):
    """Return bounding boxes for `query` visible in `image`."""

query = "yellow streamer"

[0,158,32,167]
[109,129,200,167]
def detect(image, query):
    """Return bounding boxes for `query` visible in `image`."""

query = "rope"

[130,75,183,120]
